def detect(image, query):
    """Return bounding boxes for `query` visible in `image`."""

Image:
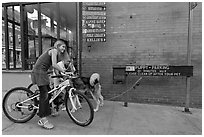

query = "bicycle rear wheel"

[2,87,38,123]
[64,89,94,127]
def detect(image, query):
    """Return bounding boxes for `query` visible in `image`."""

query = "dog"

[79,73,104,112]
[52,62,104,112]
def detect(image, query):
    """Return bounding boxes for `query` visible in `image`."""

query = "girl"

[31,40,70,129]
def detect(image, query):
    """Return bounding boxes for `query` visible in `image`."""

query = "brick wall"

[81,2,202,108]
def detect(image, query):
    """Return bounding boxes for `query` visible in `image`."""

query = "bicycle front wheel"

[64,89,94,127]
[2,87,38,123]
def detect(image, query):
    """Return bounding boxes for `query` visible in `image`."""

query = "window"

[16,26,21,69]
[2,6,22,70]
[2,21,6,69]
[2,3,72,70]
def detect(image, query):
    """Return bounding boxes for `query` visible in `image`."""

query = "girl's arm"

[50,49,65,73]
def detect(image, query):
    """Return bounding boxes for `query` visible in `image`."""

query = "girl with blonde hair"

[31,40,71,129]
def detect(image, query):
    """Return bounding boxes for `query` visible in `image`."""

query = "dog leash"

[106,77,143,101]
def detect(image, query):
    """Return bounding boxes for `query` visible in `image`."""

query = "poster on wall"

[82,2,106,42]
[125,65,193,76]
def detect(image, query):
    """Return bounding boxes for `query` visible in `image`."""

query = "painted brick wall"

[81,2,202,108]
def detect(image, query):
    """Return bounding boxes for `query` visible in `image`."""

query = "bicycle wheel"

[2,87,38,123]
[64,89,94,127]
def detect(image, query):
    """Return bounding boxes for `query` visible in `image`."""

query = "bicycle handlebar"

[50,72,78,79]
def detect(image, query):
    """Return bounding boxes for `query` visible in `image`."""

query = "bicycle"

[2,72,94,127]
[27,71,54,107]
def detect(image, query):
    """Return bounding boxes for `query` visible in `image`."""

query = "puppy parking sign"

[126,65,135,72]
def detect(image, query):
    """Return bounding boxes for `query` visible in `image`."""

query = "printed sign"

[82,2,106,42]
[125,65,193,76]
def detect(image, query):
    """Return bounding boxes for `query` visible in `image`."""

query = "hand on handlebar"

[66,72,74,75]
[61,71,74,76]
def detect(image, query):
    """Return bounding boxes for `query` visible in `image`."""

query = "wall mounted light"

[88,44,92,52]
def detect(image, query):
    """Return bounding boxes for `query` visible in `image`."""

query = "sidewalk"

[2,100,202,135]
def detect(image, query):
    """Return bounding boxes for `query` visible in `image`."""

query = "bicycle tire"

[2,87,38,123]
[27,83,34,89]
[64,89,94,127]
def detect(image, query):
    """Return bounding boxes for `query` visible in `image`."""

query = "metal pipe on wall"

[56,3,60,40]
[76,2,82,76]
[50,11,54,46]
[20,4,26,70]
[37,3,42,55]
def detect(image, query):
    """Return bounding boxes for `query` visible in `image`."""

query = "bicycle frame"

[16,77,80,111]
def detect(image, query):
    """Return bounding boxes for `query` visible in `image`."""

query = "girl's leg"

[37,85,54,129]
[38,85,51,118]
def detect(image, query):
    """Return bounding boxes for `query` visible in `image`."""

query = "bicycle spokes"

[3,87,38,123]
[65,90,94,126]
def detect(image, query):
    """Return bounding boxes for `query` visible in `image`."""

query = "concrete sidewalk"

[2,101,202,135]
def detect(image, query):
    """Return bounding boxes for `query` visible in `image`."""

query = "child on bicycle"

[51,58,76,115]
[31,40,70,129]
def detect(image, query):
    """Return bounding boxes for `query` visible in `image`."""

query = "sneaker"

[62,107,66,111]
[51,108,59,117]
[38,118,54,129]
[61,104,66,111]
